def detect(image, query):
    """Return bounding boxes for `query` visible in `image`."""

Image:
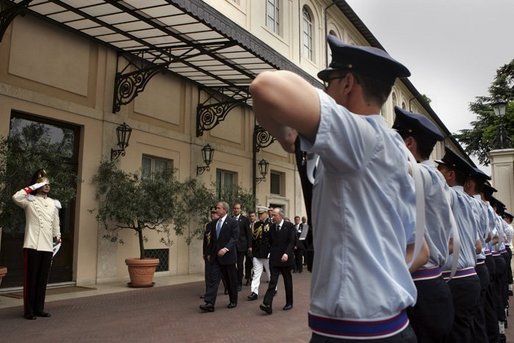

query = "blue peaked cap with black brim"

[393,107,444,142]
[318,35,411,86]
[435,147,474,175]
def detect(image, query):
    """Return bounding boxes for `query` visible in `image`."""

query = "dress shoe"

[260,303,272,315]
[199,295,205,299]
[24,314,37,320]
[237,286,242,292]
[199,303,215,312]
[247,292,258,301]
[227,302,237,309]
[35,311,51,317]
[224,289,228,295]
[283,304,293,311]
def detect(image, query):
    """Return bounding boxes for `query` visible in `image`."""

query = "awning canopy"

[3,0,321,115]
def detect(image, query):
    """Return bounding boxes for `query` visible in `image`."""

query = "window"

[142,155,172,179]
[266,0,280,33]
[270,170,284,196]
[302,6,313,60]
[392,92,398,107]
[401,101,407,110]
[216,169,237,198]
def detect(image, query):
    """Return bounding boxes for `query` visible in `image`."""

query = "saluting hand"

[281,253,288,262]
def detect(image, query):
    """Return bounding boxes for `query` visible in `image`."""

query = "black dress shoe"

[199,303,215,312]
[237,285,242,292]
[283,304,293,311]
[199,295,205,299]
[247,292,258,301]
[227,302,237,309]
[24,314,37,320]
[35,311,51,317]
[260,303,272,315]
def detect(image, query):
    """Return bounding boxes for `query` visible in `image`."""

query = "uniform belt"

[501,249,507,254]
[442,266,477,280]
[492,251,501,256]
[411,267,442,281]
[308,310,409,340]
[476,259,486,265]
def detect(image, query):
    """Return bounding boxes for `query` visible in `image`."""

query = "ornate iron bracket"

[0,0,32,42]
[112,52,171,113]
[254,124,275,152]
[196,87,250,137]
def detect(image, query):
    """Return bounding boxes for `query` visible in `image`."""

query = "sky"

[344,0,514,169]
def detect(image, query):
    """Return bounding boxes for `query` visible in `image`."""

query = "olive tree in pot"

[92,160,215,287]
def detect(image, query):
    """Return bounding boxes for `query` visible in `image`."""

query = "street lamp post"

[492,100,511,149]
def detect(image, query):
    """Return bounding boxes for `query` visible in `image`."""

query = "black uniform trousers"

[236,251,247,287]
[294,248,304,273]
[23,248,52,316]
[485,255,500,343]
[494,255,507,321]
[506,245,513,286]
[447,275,481,343]
[204,260,238,306]
[407,276,454,343]
[244,252,253,283]
[263,265,293,307]
[473,262,490,343]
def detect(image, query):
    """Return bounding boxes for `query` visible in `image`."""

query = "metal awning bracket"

[254,124,275,152]
[196,86,251,137]
[0,0,32,42]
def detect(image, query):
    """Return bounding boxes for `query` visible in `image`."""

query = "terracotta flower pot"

[0,266,7,286]
[125,258,159,288]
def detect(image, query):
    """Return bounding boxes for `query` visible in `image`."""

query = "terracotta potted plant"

[92,160,215,287]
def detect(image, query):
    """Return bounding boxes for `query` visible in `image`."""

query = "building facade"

[0,0,468,288]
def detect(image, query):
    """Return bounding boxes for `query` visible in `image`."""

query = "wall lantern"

[197,144,214,175]
[491,100,511,149]
[111,122,132,161]
[256,158,269,183]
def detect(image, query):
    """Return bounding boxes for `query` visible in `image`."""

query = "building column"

[490,149,514,211]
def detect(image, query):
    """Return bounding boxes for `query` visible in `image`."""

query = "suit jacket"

[210,216,239,265]
[269,221,296,267]
[251,220,271,258]
[234,215,252,253]
[202,219,216,261]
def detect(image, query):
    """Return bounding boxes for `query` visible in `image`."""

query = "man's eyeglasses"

[323,75,346,90]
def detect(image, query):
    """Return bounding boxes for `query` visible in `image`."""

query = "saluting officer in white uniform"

[436,148,482,342]
[393,107,456,343]
[12,169,61,320]
[251,34,429,342]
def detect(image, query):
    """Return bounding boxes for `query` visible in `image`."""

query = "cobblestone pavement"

[0,272,312,342]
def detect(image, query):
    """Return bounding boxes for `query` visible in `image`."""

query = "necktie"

[277,224,281,231]
[216,220,222,238]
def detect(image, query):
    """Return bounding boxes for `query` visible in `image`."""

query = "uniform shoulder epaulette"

[54,199,62,209]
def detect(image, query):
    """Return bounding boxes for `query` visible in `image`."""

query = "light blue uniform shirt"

[419,161,454,268]
[443,186,478,271]
[301,90,417,321]
[471,195,492,260]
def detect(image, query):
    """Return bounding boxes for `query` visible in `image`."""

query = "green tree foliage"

[454,60,514,165]
[0,124,78,234]
[92,161,218,259]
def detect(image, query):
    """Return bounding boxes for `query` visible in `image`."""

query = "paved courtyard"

[1,270,514,342]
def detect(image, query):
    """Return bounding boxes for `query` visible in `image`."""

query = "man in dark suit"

[260,207,296,315]
[233,201,252,291]
[201,207,218,299]
[293,215,305,273]
[200,201,239,312]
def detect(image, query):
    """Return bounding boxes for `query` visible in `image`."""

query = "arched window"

[392,92,398,107]
[266,0,280,34]
[302,6,313,60]
[401,101,406,109]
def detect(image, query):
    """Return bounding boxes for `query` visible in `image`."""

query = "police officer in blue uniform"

[436,148,482,342]
[393,107,455,342]
[251,35,429,342]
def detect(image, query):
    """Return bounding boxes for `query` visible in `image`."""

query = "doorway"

[0,112,79,288]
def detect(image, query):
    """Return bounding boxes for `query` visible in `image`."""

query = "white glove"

[25,182,47,192]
